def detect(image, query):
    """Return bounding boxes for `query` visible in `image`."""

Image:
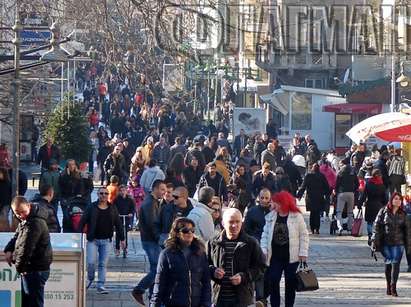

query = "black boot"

[391,263,400,297]
[385,264,392,295]
[367,234,372,246]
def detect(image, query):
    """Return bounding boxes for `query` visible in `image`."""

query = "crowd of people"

[1,71,411,307]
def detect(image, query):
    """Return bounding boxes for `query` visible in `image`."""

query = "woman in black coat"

[360,169,388,245]
[297,163,330,234]
[150,217,211,307]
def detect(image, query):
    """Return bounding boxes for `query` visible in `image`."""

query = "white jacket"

[260,211,309,264]
[186,199,215,242]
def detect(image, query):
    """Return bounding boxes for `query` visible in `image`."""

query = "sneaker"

[97,287,109,294]
[86,280,93,290]
[131,289,145,306]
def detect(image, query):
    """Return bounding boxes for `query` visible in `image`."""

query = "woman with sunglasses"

[151,217,211,307]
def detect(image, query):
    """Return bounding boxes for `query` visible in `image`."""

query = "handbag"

[296,261,319,292]
[351,209,363,237]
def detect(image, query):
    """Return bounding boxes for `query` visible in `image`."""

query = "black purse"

[295,261,319,292]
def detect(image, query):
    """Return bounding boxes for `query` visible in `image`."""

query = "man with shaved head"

[157,186,194,246]
[207,208,266,307]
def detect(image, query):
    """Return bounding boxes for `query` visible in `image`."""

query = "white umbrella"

[346,112,411,144]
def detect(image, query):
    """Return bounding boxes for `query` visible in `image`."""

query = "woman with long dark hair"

[261,191,309,307]
[150,217,211,307]
[373,192,411,296]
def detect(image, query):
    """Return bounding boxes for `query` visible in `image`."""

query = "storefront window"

[291,92,312,130]
[335,114,352,148]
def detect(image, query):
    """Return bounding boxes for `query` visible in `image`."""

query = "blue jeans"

[87,239,110,288]
[383,245,404,264]
[134,241,161,295]
[268,258,299,307]
[21,270,50,307]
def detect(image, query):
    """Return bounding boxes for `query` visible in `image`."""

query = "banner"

[0,261,79,307]
[233,107,266,136]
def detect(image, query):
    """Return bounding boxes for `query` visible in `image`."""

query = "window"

[305,79,325,89]
[291,93,312,130]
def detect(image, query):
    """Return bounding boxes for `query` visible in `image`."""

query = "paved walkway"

[21,163,411,306]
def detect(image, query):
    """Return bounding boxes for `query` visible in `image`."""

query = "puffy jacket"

[186,200,215,242]
[157,200,193,235]
[335,165,359,193]
[207,230,265,307]
[360,181,387,223]
[78,201,124,242]
[150,239,211,307]
[261,211,309,264]
[372,207,411,253]
[243,204,271,241]
[31,195,61,233]
[140,167,165,193]
[103,153,128,180]
[139,194,161,242]
[4,205,53,273]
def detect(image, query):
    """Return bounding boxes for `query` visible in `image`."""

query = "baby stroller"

[67,196,89,233]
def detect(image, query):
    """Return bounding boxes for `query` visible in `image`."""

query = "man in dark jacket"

[335,158,359,235]
[79,186,124,294]
[182,157,203,197]
[233,129,248,158]
[37,138,61,173]
[198,162,228,202]
[252,162,276,198]
[132,179,167,305]
[373,151,390,188]
[31,184,61,233]
[104,145,128,184]
[243,189,271,305]
[157,187,194,246]
[4,196,53,307]
[208,208,265,307]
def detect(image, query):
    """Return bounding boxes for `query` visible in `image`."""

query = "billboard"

[233,107,266,136]
[20,14,51,47]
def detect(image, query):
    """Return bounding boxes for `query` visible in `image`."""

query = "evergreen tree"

[45,100,91,163]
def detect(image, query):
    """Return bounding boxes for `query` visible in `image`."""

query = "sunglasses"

[212,208,220,213]
[173,195,180,200]
[99,192,109,195]
[179,227,195,234]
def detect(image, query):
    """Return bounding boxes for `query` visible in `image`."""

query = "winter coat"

[252,170,276,197]
[260,150,276,171]
[207,230,265,307]
[151,239,211,307]
[297,172,329,212]
[139,194,161,242]
[261,211,309,264]
[31,196,61,233]
[198,173,228,201]
[103,153,128,180]
[335,165,359,194]
[373,158,390,188]
[0,179,11,210]
[4,205,53,273]
[140,166,165,193]
[39,170,61,199]
[78,201,124,242]
[59,172,82,199]
[37,144,61,170]
[182,166,203,197]
[157,200,194,237]
[373,207,411,254]
[360,181,387,223]
[152,143,170,166]
[187,201,215,242]
[282,160,302,195]
[243,204,271,241]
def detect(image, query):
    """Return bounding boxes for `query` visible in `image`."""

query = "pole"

[61,62,64,102]
[12,3,21,197]
[207,66,211,121]
[67,61,70,119]
[391,3,397,112]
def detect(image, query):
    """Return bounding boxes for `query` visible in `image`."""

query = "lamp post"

[11,5,22,197]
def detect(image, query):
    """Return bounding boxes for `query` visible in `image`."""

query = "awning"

[260,89,289,115]
[322,103,382,114]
